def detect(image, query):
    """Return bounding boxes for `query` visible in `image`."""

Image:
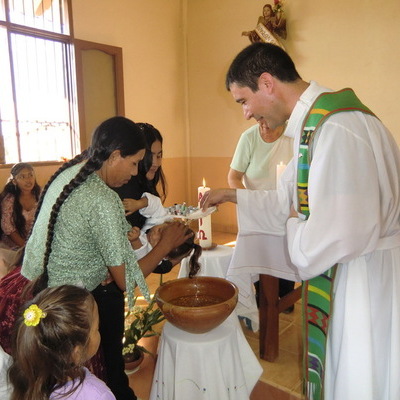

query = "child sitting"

[8,285,115,400]
[0,163,41,249]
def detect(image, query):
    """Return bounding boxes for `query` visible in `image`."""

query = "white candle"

[197,178,212,248]
[276,161,286,188]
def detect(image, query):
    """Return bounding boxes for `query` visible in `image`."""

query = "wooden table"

[258,274,302,361]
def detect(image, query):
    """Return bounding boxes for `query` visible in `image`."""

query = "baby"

[129,222,202,278]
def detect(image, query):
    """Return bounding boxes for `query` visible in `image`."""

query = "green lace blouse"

[22,162,149,307]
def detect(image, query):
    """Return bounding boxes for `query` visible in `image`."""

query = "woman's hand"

[137,221,193,277]
[158,221,192,253]
[122,198,148,216]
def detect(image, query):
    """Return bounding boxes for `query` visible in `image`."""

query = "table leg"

[259,275,302,362]
[259,274,279,361]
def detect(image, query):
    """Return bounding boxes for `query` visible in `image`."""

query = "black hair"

[136,123,167,203]
[30,117,145,295]
[167,228,202,278]
[9,285,95,400]
[0,163,41,239]
[225,42,301,92]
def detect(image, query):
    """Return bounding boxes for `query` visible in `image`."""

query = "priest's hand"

[289,205,298,218]
[200,188,237,211]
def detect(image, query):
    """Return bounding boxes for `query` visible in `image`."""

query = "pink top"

[1,194,37,248]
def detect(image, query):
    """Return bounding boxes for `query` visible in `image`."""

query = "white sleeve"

[139,193,167,219]
[133,231,153,260]
[236,157,294,236]
[286,118,382,279]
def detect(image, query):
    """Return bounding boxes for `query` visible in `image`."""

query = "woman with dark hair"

[114,122,167,229]
[0,163,41,249]
[0,117,190,400]
[114,122,184,273]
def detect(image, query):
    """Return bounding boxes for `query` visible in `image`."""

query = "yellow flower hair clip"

[23,304,47,327]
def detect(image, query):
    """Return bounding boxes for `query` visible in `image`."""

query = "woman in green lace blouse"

[20,116,190,400]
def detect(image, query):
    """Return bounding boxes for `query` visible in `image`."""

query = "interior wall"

[186,0,400,232]
[4,1,398,234]
[72,0,189,206]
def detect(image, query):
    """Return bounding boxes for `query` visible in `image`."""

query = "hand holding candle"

[198,178,213,248]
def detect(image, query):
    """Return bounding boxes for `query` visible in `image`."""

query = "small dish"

[172,206,217,220]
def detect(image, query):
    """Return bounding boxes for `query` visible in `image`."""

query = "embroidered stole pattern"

[297,88,375,400]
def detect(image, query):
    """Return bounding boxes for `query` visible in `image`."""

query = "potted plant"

[122,294,165,371]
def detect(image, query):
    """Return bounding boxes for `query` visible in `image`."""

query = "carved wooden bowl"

[155,276,238,334]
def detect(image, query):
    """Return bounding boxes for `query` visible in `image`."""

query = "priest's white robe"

[236,81,400,400]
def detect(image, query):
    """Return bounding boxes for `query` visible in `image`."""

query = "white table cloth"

[149,315,262,400]
[150,245,263,399]
[178,244,234,279]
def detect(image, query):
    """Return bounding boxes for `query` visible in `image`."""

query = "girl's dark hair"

[30,117,145,295]
[9,285,95,400]
[167,228,202,278]
[136,123,167,203]
[0,163,41,239]
[225,42,301,91]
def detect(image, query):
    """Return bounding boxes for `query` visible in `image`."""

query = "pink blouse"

[1,194,37,249]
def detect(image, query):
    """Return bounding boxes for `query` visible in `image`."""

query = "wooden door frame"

[74,39,125,150]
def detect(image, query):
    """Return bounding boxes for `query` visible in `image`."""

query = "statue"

[242,2,287,48]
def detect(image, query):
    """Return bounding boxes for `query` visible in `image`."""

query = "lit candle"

[197,178,212,248]
[276,161,286,188]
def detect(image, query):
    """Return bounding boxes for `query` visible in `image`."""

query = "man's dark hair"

[226,42,301,92]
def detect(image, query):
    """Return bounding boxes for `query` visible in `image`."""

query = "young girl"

[9,285,115,400]
[0,163,41,249]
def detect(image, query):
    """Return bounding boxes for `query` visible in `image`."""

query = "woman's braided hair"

[31,117,145,295]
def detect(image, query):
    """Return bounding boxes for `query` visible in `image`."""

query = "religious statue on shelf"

[242,1,287,48]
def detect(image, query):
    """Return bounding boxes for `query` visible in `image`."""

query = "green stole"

[297,88,375,400]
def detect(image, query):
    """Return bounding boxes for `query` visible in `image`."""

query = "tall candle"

[197,178,212,248]
[276,161,286,188]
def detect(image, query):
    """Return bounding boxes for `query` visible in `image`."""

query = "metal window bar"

[0,0,78,164]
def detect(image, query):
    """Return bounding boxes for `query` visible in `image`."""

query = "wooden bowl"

[155,276,238,334]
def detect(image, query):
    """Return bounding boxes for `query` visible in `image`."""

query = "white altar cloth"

[178,244,234,279]
[149,315,262,400]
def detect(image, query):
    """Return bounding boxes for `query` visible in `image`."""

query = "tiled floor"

[129,231,304,400]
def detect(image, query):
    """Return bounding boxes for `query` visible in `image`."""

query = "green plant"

[122,294,165,361]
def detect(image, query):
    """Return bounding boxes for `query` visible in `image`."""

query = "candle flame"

[202,177,206,187]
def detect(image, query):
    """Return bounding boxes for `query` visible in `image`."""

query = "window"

[0,0,79,164]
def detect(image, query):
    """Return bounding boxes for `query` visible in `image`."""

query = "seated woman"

[0,163,41,249]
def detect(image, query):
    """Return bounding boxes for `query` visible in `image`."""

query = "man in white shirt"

[201,42,400,400]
